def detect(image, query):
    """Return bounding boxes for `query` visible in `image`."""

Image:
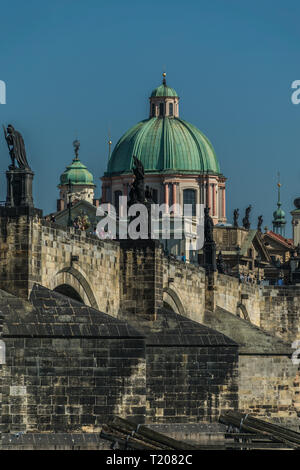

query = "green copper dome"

[151,84,178,97]
[272,181,286,235]
[60,158,95,186]
[273,206,286,224]
[106,117,220,175]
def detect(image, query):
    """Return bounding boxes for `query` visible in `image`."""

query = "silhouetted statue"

[129,156,145,205]
[204,206,214,243]
[257,215,263,232]
[203,206,216,272]
[3,124,30,169]
[233,208,239,228]
[242,205,252,230]
[217,251,226,274]
[145,185,154,203]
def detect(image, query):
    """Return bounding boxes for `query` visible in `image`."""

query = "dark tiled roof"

[0,284,142,338]
[203,307,292,355]
[120,309,237,347]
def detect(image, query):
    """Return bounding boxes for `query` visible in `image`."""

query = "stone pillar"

[6,168,34,208]
[57,199,64,212]
[120,240,163,321]
[222,187,226,219]
[172,183,177,213]
[205,272,216,311]
[0,207,43,299]
[212,184,216,216]
[164,183,169,213]
[207,180,211,211]
[102,185,106,203]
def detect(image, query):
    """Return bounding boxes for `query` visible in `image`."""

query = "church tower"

[272,179,286,236]
[57,140,96,211]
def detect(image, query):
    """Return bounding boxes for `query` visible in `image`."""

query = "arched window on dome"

[159,103,164,117]
[183,189,196,216]
[114,190,122,215]
[169,103,173,116]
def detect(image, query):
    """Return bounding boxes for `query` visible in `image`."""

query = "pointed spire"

[277,172,282,206]
[272,172,286,236]
[108,138,112,160]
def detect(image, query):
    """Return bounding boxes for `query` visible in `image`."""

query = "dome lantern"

[149,73,179,118]
[57,140,96,211]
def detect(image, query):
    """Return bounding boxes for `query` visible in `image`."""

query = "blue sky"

[0,0,300,236]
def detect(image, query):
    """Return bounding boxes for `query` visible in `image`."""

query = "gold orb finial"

[277,182,281,188]
[162,72,166,78]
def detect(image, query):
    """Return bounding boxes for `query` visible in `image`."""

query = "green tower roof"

[60,158,95,186]
[106,117,221,175]
[272,181,286,228]
[151,84,178,97]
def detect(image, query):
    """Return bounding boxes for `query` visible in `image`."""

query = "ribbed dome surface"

[60,159,94,186]
[151,84,178,97]
[106,117,220,175]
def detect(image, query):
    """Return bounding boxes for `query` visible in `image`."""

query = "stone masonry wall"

[0,311,3,433]
[36,220,121,316]
[213,273,262,326]
[260,286,300,343]
[163,258,206,323]
[238,355,300,424]
[120,240,163,321]
[0,214,121,316]
[1,336,146,433]
[146,345,238,424]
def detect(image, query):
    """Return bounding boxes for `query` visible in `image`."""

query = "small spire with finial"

[73,139,80,160]
[108,137,112,160]
[162,71,167,86]
[277,172,282,206]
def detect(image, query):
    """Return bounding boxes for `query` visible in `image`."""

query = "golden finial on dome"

[162,71,167,85]
[277,171,281,187]
[162,72,166,78]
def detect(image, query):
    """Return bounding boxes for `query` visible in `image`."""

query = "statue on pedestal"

[257,215,263,232]
[3,124,31,169]
[2,124,34,209]
[233,208,239,228]
[242,205,252,230]
[203,206,216,272]
[129,155,145,205]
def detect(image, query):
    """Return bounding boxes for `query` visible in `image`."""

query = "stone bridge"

[0,210,300,343]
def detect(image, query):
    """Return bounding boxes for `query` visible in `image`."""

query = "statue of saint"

[242,205,252,230]
[204,206,214,243]
[233,208,239,228]
[3,124,30,169]
[217,251,226,274]
[129,156,145,205]
[257,215,263,232]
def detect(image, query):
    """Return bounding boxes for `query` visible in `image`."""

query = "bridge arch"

[51,266,98,309]
[163,287,185,315]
